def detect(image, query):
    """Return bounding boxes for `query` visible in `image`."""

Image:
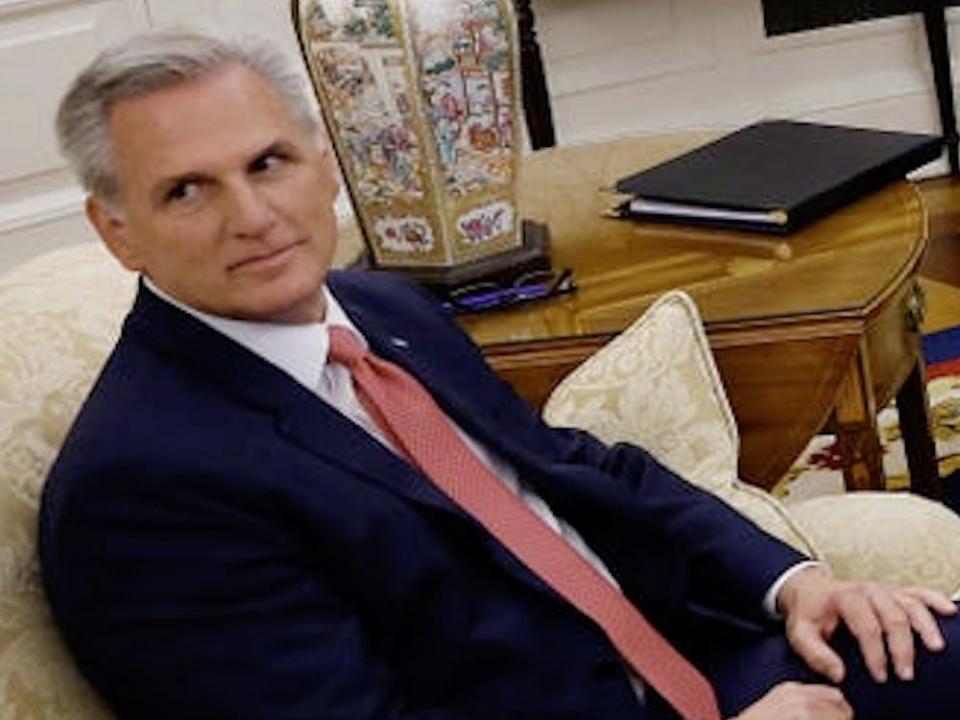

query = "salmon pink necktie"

[328,326,722,720]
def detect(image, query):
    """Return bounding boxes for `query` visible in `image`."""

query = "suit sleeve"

[545,428,808,629]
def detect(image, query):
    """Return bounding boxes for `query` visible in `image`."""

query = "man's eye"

[165,182,199,204]
[250,153,285,173]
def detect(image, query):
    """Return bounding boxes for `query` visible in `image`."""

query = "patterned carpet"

[780,325,960,503]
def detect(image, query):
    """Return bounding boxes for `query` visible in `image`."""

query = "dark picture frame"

[761,1,958,36]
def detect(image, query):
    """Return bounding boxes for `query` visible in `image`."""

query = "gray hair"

[56,29,318,202]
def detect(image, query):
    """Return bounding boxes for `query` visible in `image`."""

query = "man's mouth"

[228,241,301,272]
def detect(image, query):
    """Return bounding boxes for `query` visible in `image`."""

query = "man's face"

[89,63,339,324]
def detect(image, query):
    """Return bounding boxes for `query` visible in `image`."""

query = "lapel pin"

[389,336,409,349]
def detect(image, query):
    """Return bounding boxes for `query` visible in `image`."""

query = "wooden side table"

[456,134,939,497]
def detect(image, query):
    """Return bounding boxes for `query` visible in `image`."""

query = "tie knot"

[328,326,366,368]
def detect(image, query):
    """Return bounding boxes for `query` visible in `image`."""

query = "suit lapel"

[128,282,564,601]
[125,285,461,516]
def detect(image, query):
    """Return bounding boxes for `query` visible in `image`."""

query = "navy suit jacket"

[40,270,805,719]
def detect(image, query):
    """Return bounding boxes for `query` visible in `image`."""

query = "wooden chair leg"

[922,5,959,175]
[833,351,885,491]
[516,0,556,150]
[897,360,942,499]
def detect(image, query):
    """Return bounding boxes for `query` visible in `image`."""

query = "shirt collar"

[142,277,363,391]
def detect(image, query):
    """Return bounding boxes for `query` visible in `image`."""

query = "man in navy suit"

[40,30,960,719]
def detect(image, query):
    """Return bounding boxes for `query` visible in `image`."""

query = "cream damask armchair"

[2,242,960,717]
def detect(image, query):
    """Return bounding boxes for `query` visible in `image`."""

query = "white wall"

[1,0,957,271]
[536,0,947,144]
[0,0,150,271]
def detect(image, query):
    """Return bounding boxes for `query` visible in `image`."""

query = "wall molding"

[541,0,718,99]
[552,78,957,148]
[0,0,88,20]
[0,186,84,236]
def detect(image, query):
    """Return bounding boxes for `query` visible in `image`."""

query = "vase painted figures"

[295,0,543,289]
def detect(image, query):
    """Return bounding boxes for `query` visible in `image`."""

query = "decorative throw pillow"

[542,290,818,555]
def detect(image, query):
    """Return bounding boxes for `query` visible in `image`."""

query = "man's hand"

[777,565,957,684]
[731,682,851,720]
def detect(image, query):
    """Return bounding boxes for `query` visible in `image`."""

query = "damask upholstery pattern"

[789,493,960,592]
[0,243,130,718]
[2,244,960,718]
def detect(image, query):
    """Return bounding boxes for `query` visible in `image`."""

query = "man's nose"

[224,182,276,238]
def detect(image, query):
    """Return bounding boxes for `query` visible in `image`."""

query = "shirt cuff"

[763,560,823,618]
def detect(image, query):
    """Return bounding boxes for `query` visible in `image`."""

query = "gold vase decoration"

[293,0,549,294]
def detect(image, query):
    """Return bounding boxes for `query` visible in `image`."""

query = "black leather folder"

[612,120,943,234]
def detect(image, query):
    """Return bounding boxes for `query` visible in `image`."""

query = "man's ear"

[86,196,143,271]
[315,135,342,201]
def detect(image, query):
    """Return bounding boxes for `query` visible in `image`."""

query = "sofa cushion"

[0,242,131,718]
[789,492,960,596]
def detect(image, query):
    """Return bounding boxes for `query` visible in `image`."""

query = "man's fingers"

[905,587,958,617]
[865,587,915,681]
[840,585,954,683]
[790,621,846,683]
[836,588,890,683]
[735,682,852,720]
[901,588,953,652]
[783,683,852,715]
[902,598,945,653]
[778,569,957,692]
